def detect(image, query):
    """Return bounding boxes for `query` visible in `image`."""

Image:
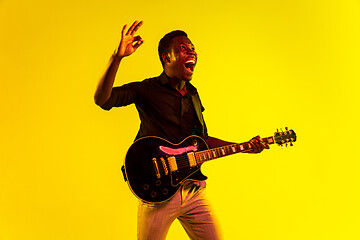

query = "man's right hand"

[94,21,143,106]
[115,21,144,59]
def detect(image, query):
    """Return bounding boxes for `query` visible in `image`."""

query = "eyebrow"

[180,43,195,49]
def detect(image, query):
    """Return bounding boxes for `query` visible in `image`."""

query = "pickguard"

[159,145,198,155]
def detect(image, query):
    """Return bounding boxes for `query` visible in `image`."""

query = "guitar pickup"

[187,152,197,167]
[168,156,178,172]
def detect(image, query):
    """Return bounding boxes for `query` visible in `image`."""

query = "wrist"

[112,53,124,61]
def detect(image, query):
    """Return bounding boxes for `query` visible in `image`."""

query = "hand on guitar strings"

[247,135,270,154]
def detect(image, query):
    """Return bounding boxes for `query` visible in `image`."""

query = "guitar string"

[167,149,231,169]
[158,136,278,169]
[167,145,241,168]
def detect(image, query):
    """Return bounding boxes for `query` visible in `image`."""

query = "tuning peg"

[285,127,288,131]
[290,142,293,147]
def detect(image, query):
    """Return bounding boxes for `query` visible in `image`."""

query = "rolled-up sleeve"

[100,82,139,110]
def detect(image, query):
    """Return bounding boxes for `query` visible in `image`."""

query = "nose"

[187,48,196,56]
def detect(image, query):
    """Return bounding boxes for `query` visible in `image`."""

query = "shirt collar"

[158,71,197,95]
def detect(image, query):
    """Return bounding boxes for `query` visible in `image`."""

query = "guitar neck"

[195,136,275,164]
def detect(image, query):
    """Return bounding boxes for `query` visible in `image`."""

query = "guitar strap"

[190,93,207,139]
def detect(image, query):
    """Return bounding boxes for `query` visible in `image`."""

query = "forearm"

[95,21,143,106]
[94,54,123,106]
[207,135,268,154]
[206,136,235,149]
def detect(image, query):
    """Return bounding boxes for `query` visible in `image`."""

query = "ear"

[162,52,170,64]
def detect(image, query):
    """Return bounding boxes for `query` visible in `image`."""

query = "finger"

[131,21,143,36]
[253,136,268,149]
[250,136,260,144]
[255,135,269,149]
[249,140,259,152]
[133,36,144,45]
[133,35,142,41]
[132,37,144,50]
[254,142,262,152]
[126,20,139,35]
[260,140,270,149]
[121,24,127,37]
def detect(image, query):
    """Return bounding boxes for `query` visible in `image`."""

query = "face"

[163,36,197,81]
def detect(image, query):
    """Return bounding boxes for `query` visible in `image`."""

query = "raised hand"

[116,21,144,58]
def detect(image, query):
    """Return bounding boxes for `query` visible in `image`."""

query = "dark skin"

[161,36,197,89]
[94,20,269,153]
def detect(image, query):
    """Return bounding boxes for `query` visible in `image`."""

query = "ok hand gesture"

[116,21,144,58]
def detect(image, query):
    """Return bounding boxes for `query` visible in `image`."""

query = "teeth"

[185,60,196,64]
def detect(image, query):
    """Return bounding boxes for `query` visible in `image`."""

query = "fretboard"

[195,136,275,164]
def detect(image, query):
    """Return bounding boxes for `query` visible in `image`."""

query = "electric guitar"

[123,128,296,203]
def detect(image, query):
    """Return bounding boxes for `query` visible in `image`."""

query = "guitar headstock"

[274,127,297,147]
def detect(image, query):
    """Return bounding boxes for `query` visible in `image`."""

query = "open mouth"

[184,59,196,73]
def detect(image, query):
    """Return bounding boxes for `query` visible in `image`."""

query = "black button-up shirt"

[101,72,208,143]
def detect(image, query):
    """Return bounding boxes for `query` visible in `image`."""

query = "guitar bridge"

[160,157,168,175]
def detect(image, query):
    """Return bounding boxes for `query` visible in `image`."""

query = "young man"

[94,21,268,240]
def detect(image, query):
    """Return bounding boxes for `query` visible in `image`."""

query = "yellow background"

[1,0,359,239]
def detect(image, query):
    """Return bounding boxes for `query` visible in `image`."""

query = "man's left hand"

[247,135,269,153]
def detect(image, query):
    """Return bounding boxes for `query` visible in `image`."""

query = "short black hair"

[158,30,188,67]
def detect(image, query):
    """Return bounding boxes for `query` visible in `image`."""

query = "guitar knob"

[151,191,157,198]
[156,180,162,186]
[143,184,149,190]
[162,188,168,195]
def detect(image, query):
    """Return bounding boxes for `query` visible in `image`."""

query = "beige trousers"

[137,181,222,240]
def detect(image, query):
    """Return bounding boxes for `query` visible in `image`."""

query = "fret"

[196,137,274,164]
[231,146,236,153]
[212,150,217,158]
[239,144,244,151]
[267,137,274,144]
[216,148,221,158]
[228,145,233,154]
[225,147,229,155]
[221,148,225,155]
[195,135,277,164]
[207,151,211,160]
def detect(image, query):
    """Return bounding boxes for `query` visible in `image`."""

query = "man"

[94,21,268,240]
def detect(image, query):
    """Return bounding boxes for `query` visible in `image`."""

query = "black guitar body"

[124,135,208,203]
